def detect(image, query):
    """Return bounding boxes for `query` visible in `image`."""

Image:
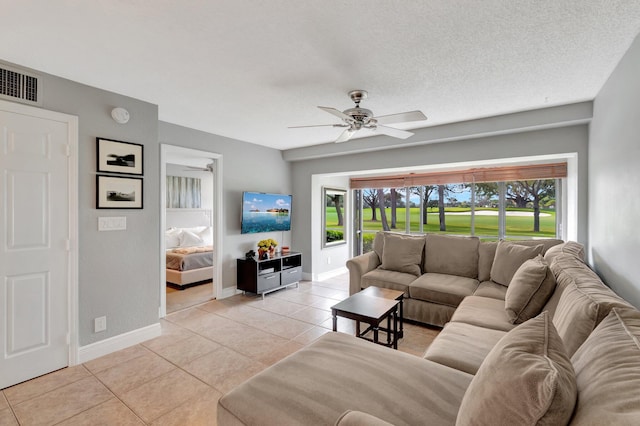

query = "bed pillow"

[181,226,208,235]
[456,312,577,426]
[490,241,543,286]
[197,226,213,246]
[179,230,205,247]
[505,255,556,324]
[165,228,182,249]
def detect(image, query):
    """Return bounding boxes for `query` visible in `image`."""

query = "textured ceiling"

[2,1,640,150]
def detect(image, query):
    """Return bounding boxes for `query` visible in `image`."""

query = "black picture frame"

[96,175,143,209]
[96,137,144,175]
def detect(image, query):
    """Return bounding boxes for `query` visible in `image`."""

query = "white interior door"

[0,106,72,389]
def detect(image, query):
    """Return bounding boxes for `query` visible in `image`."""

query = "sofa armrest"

[346,251,380,295]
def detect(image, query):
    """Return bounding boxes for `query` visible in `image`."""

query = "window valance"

[350,162,567,189]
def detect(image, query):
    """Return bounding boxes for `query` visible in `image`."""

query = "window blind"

[350,162,567,189]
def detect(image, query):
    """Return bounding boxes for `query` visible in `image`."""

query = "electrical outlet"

[94,316,107,333]
[327,257,331,264]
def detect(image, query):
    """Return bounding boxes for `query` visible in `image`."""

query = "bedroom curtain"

[166,176,202,208]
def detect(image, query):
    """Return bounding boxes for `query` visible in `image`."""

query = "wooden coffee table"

[331,288,403,349]
[359,286,404,338]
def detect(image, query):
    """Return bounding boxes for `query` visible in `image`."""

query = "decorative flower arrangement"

[257,238,278,249]
[257,238,278,259]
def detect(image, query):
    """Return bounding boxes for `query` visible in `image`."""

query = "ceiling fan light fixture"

[289,90,426,143]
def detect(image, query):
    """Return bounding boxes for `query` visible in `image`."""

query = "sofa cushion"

[544,240,585,264]
[361,268,416,297]
[570,308,640,424]
[450,296,515,332]
[473,281,507,300]
[424,234,479,278]
[218,332,473,426]
[403,298,456,327]
[547,253,634,356]
[477,241,498,282]
[505,255,556,324]
[372,231,386,260]
[409,273,478,307]
[380,232,425,276]
[424,322,506,375]
[336,410,394,426]
[456,312,577,426]
[490,241,543,286]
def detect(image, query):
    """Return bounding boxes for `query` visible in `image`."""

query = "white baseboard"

[220,286,242,299]
[77,322,161,364]
[316,266,348,282]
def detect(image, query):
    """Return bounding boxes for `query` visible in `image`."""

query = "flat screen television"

[241,191,292,234]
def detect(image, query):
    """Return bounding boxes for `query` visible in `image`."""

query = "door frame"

[0,99,79,366]
[159,144,223,317]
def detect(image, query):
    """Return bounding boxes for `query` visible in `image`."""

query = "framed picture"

[96,137,143,175]
[96,175,143,209]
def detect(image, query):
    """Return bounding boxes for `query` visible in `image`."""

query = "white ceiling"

[2,1,640,150]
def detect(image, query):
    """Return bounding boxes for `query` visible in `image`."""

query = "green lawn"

[326,207,556,238]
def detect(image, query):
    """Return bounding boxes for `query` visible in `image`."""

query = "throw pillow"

[505,255,556,324]
[456,312,577,426]
[569,308,640,424]
[424,234,479,278]
[477,241,498,282]
[380,233,425,276]
[490,241,543,286]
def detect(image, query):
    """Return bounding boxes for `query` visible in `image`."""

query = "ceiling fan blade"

[374,110,427,125]
[318,106,352,121]
[374,124,414,139]
[335,128,356,143]
[288,124,348,129]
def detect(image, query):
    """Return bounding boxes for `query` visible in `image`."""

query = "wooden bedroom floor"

[0,274,440,425]
[166,281,214,314]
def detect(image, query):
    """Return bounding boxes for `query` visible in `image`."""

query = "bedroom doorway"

[160,145,223,316]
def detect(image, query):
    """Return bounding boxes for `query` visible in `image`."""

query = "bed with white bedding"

[165,226,214,288]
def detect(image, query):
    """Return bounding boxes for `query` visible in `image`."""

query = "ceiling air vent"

[0,65,42,106]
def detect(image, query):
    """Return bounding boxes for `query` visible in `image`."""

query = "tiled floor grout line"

[54,370,147,426]
[5,284,348,424]
[3,276,437,425]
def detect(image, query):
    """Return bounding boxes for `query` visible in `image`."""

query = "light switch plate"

[98,216,127,231]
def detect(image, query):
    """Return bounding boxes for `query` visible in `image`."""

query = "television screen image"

[241,192,292,234]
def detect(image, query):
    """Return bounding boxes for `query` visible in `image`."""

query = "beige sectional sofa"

[218,233,640,425]
[346,231,564,327]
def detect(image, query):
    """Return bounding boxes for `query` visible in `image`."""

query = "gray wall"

[589,33,640,309]
[17,64,161,346]
[291,125,589,276]
[2,60,291,347]
[159,122,292,290]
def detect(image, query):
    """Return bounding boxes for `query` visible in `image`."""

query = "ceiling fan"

[289,90,427,143]
[183,162,215,173]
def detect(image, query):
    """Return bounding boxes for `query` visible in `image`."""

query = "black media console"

[237,252,302,299]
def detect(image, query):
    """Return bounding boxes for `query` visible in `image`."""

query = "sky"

[243,192,291,212]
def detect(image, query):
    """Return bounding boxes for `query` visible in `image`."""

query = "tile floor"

[0,275,440,425]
